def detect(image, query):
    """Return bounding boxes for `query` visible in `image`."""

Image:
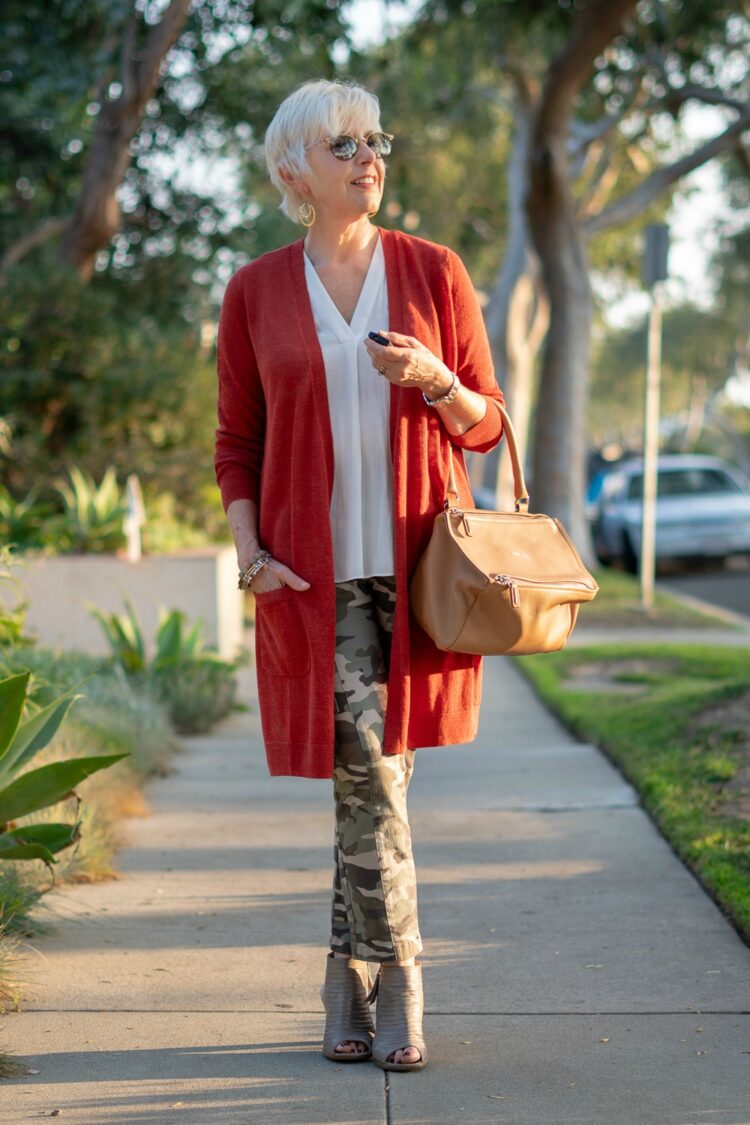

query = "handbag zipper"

[447,507,472,536]
[490,573,597,606]
[490,574,520,607]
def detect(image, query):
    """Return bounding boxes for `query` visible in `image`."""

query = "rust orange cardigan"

[214,226,505,778]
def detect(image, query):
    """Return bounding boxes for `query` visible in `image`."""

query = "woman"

[214,78,505,1072]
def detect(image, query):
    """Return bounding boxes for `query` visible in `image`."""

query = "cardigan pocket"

[254,586,311,677]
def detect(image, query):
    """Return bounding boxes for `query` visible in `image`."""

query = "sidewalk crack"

[384,1071,392,1125]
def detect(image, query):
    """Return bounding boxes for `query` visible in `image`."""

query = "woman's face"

[296,121,386,221]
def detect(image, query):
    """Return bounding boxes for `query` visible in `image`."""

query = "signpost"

[124,473,145,562]
[640,223,669,610]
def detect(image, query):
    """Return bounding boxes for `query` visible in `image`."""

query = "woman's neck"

[303,215,379,269]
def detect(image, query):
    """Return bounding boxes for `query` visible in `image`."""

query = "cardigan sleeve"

[214,271,266,513]
[443,248,505,455]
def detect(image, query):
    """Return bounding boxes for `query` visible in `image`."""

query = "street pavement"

[2,629,750,1124]
[658,558,750,620]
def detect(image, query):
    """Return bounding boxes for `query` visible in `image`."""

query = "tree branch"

[0,217,68,282]
[644,40,747,115]
[135,0,193,103]
[534,0,639,142]
[120,8,140,109]
[59,0,193,279]
[585,108,750,233]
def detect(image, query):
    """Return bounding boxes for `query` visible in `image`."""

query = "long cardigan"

[214,226,505,778]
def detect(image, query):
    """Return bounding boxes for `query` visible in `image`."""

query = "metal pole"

[640,282,664,610]
[124,473,145,563]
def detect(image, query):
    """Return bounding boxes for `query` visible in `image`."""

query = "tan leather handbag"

[410,405,599,655]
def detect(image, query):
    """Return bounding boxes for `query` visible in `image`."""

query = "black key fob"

[368,331,390,346]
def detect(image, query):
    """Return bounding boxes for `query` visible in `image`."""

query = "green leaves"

[0,673,29,763]
[0,754,129,823]
[0,669,130,869]
[87,598,238,732]
[0,821,80,866]
[88,598,225,674]
[86,598,146,674]
[0,688,83,784]
[53,465,127,554]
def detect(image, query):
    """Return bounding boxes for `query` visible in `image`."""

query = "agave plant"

[53,466,127,554]
[87,599,239,733]
[86,597,146,674]
[87,598,225,674]
[152,607,225,669]
[0,672,129,872]
[0,486,54,552]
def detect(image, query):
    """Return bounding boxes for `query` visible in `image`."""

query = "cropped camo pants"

[330,574,423,963]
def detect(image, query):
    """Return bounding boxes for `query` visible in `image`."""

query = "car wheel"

[622,531,639,575]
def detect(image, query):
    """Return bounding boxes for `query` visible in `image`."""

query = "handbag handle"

[446,402,530,513]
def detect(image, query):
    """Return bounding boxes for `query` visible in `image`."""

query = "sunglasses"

[306,132,393,160]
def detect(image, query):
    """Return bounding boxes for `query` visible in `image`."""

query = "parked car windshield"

[625,468,743,501]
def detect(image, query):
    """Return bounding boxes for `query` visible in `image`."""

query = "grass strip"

[583,568,736,630]
[517,644,750,942]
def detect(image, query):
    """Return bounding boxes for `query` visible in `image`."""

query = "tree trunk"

[527,131,595,565]
[521,0,638,567]
[59,0,191,281]
[58,97,145,280]
[485,100,549,507]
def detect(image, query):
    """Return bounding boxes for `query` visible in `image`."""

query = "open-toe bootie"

[369,961,428,1071]
[321,953,375,1063]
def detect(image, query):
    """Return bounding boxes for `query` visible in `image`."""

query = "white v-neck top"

[303,234,395,583]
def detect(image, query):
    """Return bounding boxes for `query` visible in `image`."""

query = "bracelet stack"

[238,549,273,591]
[423,370,461,409]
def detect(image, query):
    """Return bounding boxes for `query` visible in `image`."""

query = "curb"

[656,580,750,631]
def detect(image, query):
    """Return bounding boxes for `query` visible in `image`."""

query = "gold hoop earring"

[299,200,316,227]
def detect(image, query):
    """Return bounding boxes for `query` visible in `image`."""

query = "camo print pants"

[330,574,423,963]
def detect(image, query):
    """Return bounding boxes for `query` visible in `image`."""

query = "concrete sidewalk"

[3,645,750,1124]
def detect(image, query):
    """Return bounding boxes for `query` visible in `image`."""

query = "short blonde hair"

[264,79,383,222]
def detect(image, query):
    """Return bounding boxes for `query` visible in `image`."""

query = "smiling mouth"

[351,178,378,187]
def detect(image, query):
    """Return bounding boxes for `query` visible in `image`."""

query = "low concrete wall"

[6,547,244,660]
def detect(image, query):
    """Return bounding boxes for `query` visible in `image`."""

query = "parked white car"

[591,454,750,570]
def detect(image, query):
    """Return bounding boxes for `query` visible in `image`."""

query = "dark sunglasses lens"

[368,133,392,157]
[329,135,358,159]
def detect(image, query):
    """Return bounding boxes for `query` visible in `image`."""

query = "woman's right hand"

[241,554,311,595]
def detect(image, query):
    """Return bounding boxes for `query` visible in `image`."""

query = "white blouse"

[303,234,395,583]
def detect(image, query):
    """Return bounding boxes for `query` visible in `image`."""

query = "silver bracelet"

[238,551,272,591]
[423,370,461,408]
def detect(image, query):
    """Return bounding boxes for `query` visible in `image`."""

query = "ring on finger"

[378,365,386,376]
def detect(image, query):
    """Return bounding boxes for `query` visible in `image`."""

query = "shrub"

[87,598,243,732]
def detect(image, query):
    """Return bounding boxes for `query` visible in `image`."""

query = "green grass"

[581,567,736,630]
[517,644,750,942]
